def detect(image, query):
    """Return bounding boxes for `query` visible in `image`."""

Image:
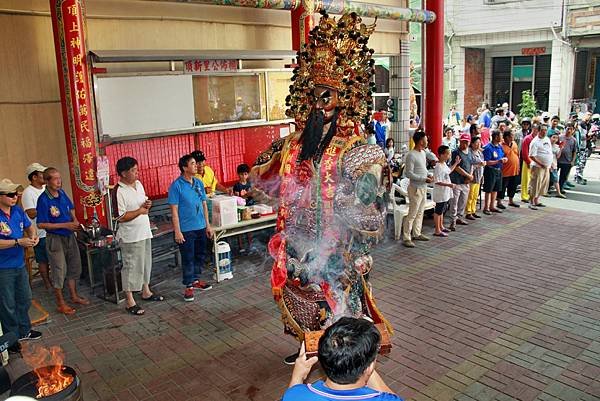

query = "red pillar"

[49,0,105,224]
[423,0,444,152]
[291,3,313,51]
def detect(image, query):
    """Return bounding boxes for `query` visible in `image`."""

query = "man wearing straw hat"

[0,178,42,353]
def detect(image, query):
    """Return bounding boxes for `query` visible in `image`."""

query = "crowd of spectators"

[400,104,597,247]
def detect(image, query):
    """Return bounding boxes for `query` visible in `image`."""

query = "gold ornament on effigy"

[285,11,377,129]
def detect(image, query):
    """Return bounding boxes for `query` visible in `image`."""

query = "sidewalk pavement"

[5,201,600,401]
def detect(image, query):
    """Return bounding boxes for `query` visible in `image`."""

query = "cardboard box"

[210,196,238,227]
[252,204,273,215]
[211,196,237,215]
[212,210,238,227]
[304,323,391,358]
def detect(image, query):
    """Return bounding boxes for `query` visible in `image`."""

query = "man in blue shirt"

[373,119,386,149]
[482,131,508,215]
[0,178,42,351]
[478,103,491,129]
[283,317,401,401]
[36,168,89,315]
[169,155,214,302]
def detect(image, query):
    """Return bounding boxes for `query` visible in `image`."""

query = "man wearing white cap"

[0,178,42,351]
[21,163,51,289]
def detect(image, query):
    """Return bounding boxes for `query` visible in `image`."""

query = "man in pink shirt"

[520,124,539,203]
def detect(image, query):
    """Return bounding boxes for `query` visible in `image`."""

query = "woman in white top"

[115,157,164,315]
[383,138,395,163]
[442,127,458,151]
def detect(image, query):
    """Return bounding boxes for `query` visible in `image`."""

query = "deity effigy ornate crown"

[286,11,377,126]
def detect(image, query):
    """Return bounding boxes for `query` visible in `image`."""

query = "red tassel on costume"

[270,236,287,300]
[321,281,337,312]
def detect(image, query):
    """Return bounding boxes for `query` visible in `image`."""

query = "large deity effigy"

[252,11,392,343]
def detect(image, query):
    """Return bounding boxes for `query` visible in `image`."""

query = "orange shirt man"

[498,131,521,208]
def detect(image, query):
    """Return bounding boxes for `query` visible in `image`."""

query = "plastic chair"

[388,183,409,240]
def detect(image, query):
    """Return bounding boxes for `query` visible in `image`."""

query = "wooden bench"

[148,198,181,272]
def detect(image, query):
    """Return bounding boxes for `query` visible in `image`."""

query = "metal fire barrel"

[10,366,81,401]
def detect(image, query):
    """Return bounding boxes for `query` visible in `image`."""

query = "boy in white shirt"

[432,146,461,237]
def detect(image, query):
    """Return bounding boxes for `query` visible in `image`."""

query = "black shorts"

[434,201,449,215]
[483,167,502,193]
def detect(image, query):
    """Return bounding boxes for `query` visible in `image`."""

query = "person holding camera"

[283,317,401,401]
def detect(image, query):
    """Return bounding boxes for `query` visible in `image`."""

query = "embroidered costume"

[252,12,392,342]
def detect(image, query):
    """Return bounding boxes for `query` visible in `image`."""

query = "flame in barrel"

[22,344,74,398]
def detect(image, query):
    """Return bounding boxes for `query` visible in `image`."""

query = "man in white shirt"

[21,162,51,289]
[528,125,553,210]
[502,102,516,122]
[115,157,163,316]
[402,131,433,248]
[379,109,392,139]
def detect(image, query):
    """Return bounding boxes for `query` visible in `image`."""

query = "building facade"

[568,1,600,114]
[0,0,412,200]
[446,0,575,119]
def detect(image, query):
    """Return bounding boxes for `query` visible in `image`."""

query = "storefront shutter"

[573,51,589,100]
[492,57,511,108]
[534,55,551,112]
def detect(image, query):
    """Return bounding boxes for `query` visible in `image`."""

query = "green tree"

[518,90,537,119]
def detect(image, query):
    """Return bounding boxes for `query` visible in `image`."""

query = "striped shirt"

[283,381,401,401]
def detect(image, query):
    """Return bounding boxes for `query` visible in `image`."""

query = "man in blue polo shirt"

[0,178,42,352]
[169,154,214,302]
[283,317,401,401]
[36,167,89,315]
[482,131,508,215]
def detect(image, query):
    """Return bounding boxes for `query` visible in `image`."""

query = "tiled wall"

[390,40,411,148]
[103,124,286,198]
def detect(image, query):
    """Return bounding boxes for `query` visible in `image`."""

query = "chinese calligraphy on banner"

[51,0,103,222]
[184,59,238,73]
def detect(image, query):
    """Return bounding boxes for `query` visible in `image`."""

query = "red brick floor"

[6,206,600,401]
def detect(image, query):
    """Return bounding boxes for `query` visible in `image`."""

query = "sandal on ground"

[141,294,164,302]
[57,304,76,315]
[442,228,451,233]
[126,304,145,315]
[433,232,448,237]
[71,297,90,305]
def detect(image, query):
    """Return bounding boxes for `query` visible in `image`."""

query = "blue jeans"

[179,229,207,287]
[0,267,32,338]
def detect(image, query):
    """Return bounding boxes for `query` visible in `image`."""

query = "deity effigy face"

[313,86,338,123]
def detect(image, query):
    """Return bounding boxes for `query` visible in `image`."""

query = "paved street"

[539,154,600,215]
[5,163,600,401]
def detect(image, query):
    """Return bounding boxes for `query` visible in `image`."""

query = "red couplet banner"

[49,0,105,224]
